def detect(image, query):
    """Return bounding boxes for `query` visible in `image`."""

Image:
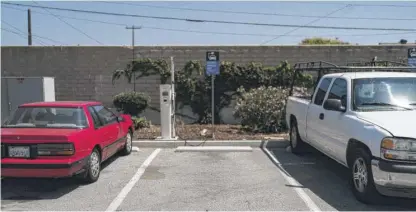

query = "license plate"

[8,146,30,158]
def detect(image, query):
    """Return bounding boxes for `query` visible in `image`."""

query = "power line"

[3,2,416,32]
[1,27,48,45]
[1,19,67,45]
[31,1,103,45]
[261,4,351,45]
[285,1,416,8]
[98,1,416,21]
[3,5,415,39]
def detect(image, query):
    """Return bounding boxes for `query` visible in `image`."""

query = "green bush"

[234,86,288,133]
[131,116,151,130]
[113,91,150,116]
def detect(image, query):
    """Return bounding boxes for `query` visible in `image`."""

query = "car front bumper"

[371,159,416,199]
[1,157,88,178]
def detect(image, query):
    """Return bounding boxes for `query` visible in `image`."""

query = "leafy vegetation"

[113,91,150,117]
[234,86,289,133]
[300,37,350,45]
[131,116,151,130]
[112,58,313,131]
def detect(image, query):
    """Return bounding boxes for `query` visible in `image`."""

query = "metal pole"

[170,56,176,138]
[27,9,32,46]
[132,28,135,91]
[212,75,215,139]
[126,26,141,91]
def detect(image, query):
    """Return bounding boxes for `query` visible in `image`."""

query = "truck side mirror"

[323,99,346,112]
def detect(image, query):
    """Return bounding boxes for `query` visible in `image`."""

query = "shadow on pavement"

[1,153,121,202]
[263,146,416,211]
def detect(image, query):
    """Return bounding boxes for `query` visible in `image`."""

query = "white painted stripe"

[175,146,252,152]
[132,146,140,152]
[106,148,161,212]
[263,147,322,212]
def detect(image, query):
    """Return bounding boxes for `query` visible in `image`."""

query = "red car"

[1,101,134,183]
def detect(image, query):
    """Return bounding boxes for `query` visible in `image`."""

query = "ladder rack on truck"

[288,60,416,97]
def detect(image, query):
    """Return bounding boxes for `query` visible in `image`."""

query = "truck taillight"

[37,143,75,156]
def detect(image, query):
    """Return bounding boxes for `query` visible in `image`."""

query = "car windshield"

[2,106,88,128]
[353,77,416,111]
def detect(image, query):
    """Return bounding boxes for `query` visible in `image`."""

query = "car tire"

[290,119,305,154]
[79,148,101,184]
[120,131,133,156]
[350,147,381,204]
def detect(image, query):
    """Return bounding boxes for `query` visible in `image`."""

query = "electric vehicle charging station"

[156,57,178,140]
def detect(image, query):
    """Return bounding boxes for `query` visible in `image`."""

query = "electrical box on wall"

[1,77,56,122]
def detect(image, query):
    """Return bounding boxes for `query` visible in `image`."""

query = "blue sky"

[1,1,416,46]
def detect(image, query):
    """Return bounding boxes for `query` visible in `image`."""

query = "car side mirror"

[117,116,125,122]
[323,99,346,112]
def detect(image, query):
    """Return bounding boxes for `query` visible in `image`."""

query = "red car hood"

[1,128,82,143]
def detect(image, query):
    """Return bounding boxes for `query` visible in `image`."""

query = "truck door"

[320,77,350,165]
[306,77,333,152]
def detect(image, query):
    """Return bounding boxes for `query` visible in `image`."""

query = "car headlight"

[381,137,416,161]
[37,143,75,156]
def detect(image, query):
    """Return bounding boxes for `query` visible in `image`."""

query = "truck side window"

[314,78,333,105]
[328,78,348,107]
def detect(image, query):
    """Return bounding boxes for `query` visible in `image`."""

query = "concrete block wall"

[2,45,415,124]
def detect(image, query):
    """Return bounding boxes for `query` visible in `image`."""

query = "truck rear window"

[2,107,88,128]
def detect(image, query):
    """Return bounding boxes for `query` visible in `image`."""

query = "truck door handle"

[319,113,324,120]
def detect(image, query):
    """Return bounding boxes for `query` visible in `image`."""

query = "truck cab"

[285,72,416,203]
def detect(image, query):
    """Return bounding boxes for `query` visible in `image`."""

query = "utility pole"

[27,9,32,46]
[125,25,141,91]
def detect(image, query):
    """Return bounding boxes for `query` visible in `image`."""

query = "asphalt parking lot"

[2,147,415,211]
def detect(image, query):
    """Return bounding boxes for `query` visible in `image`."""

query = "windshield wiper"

[360,102,413,110]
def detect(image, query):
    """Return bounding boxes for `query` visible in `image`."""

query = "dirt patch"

[134,124,287,140]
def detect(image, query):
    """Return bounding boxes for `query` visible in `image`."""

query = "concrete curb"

[133,137,289,149]
[175,146,253,152]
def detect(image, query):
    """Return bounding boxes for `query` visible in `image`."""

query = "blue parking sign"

[206,51,220,75]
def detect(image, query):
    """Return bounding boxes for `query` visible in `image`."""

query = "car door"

[87,106,108,157]
[320,77,350,164]
[91,105,120,160]
[306,77,333,152]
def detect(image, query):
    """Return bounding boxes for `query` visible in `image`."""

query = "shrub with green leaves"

[131,116,151,130]
[113,91,150,116]
[234,86,288,133]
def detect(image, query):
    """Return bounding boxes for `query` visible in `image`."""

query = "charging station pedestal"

[156,84,178,141]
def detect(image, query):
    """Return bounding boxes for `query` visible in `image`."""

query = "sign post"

[206,51,220,139]
[408,48,416,67]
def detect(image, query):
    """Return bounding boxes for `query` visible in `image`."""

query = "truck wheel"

[290,120,304,154]
[350,148,381,204]
[120,131,133,156]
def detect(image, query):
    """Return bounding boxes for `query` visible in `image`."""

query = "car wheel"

[290,119,304,154]
[120,131,133,156]
[79,148,101,184]
[350,147,381,204]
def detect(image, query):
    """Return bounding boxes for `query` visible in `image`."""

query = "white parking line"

[106,148,161,212]
[263,147,322,212]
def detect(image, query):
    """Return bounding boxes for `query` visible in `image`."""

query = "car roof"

[324,71,416,79]
[20,101,102,107]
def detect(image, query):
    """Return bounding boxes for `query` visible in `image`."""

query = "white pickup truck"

[286,71,416,203]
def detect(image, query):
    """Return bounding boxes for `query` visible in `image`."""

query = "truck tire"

[120,131,133,156]
[350,147,381,204]
[290,119,305,154]
[78,148,101,184]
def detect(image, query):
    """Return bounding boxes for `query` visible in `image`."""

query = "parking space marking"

[106,148,161,212]
[263,147,322,212]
